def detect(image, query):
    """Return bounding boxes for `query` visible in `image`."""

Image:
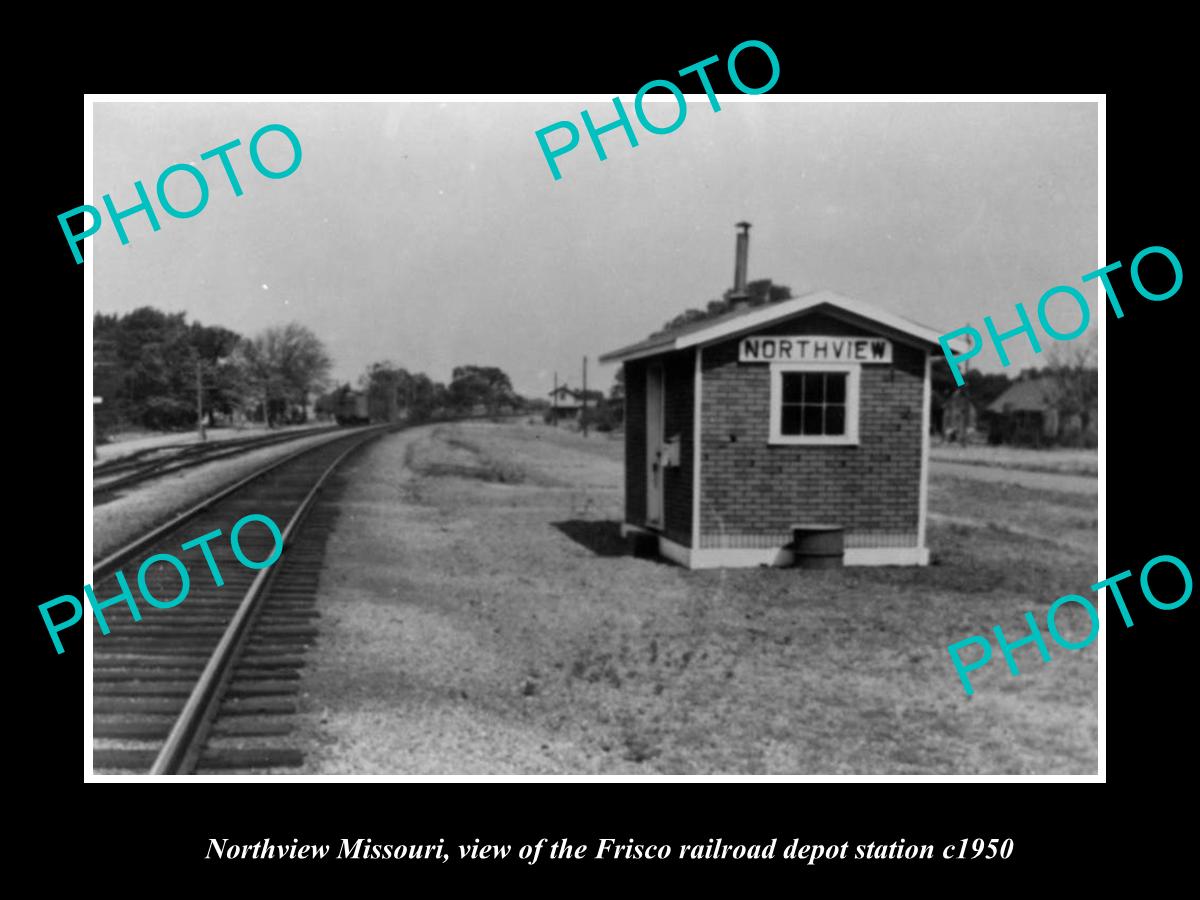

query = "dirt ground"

[930,460,1096,496]
[930,443,1097,477]
[290,421,1098,775]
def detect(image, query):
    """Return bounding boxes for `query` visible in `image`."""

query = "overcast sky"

[93,100,1097,395]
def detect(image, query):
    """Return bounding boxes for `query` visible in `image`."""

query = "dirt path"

[289,421,1097,776]
[931,461,1097,495]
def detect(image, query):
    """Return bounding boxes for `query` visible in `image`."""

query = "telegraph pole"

[582,356,588,438]
[92,396,102,460]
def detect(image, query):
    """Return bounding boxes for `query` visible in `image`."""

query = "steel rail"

[93,425,341,489]
[93,425,387,578]
[148,429,385,775]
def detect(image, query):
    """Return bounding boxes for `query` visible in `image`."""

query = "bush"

[140,395,195,430]
[581,403,621,432]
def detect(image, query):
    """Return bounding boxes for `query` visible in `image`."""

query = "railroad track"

[91,426,389,774]
[93,425,342,500]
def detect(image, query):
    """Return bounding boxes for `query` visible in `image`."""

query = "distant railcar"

[334,389,370,426]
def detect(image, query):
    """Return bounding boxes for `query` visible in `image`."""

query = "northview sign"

[738,335,893,364]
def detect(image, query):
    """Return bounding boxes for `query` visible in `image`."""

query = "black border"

[19,25,1192,885]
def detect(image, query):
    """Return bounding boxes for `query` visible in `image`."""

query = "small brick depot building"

[600,286,964,569]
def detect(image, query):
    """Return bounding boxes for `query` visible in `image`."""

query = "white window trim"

[768,362,860,445]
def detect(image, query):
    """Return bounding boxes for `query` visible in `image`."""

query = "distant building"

[986,378,1059,445]
[548,384,583,423]
[985,374,1095,447]
[941,390,978,444]
[599,224,968,569]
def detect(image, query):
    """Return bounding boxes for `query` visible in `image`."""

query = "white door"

[646,364,665,528]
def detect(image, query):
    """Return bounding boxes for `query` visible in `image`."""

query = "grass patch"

[405,429,529,484]
[931,444,1097,476]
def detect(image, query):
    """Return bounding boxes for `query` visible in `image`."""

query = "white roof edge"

[600,290,971,362]
[595,340,672,362]
[677,290,961,351]
[598,343,673,363]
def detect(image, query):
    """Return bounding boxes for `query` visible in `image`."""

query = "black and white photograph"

[83,97,1100,777]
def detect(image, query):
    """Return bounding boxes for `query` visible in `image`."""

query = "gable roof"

[548,384,581,400]
[598,289,970,363]
[987,377,1062,413]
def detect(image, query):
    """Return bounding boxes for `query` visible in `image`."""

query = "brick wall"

[699,311,925,543]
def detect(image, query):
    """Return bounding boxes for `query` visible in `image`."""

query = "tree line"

[653,278,793,336]
[95,306,591,438]
[94,307,332,434]
[322,363,526,425]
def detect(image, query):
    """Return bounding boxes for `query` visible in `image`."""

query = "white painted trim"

[918,352,931,552]
[687,546,795,569]
[654,537,929,569]
[844,547,930,566]
[680,291,946,350]
[657,535,693,567]
[768,362,860,445]
[599,290,970,362]
[620,522,655,539]
[692,348,702,550]
[600,340,677,363]
[621,362,629,521]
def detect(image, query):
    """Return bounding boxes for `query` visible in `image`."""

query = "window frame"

[768,362,861,445]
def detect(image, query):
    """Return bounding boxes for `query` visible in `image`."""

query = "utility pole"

[582,355,588,438]
[552,371,558,427]
[92,396,103,460]
[196,357,207,442]
[93,336,118,459]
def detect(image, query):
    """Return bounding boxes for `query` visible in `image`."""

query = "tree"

[656,308,708,334]
[1042,334,1098,444]
[431,381,451,417]
[361,361,409,422]
[931,354,1013,408]
[357,363,447,424]
[274,323,332,421]
[93,307,249,431]
[962,370,1014,410]
[727,278,793,308]
[234,323,332,427]
[231,337,276,426]
[189,322,242,428]
[609,367,625,401]
[654,279,794,335]
[94,307,189,429]
[449,365,516,415]
[407,372,439,422]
